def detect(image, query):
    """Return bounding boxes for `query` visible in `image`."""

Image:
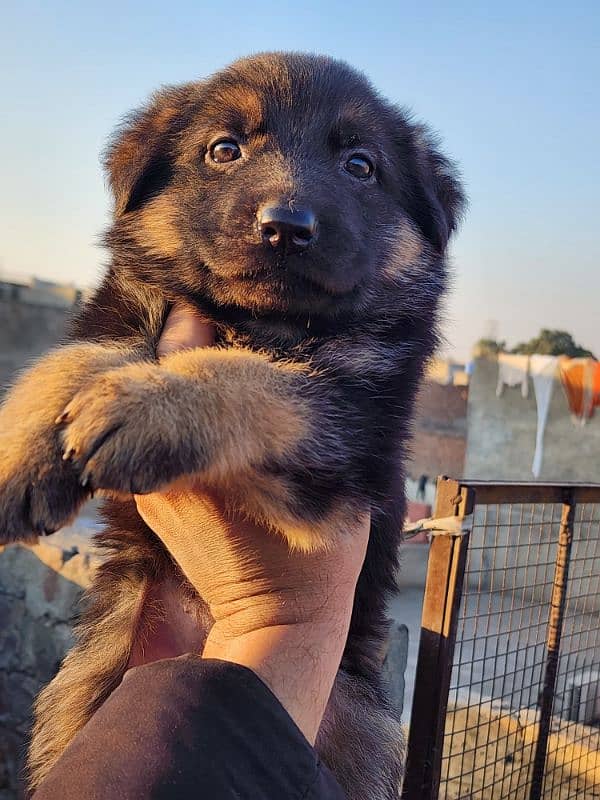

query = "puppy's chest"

[215,321,327,365]
[213,319,397,385]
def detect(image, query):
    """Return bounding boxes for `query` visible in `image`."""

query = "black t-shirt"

[34,655,347,799]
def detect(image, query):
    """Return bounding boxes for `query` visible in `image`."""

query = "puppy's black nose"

[259,206,316,252]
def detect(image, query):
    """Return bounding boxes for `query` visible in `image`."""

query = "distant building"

[407,362,469,505]
[0,274,88,391]
[427,358,470,387]
[0,274,87,309]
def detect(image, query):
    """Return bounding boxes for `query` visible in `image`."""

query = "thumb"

[157,304,216,356]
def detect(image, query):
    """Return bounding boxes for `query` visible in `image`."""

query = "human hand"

[134,304,370,742]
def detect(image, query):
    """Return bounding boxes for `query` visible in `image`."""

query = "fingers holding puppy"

[156,303,215,355]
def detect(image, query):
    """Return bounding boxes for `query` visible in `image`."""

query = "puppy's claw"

[62,448,76,462]
[55,410,71,425]
[33,520,56,537]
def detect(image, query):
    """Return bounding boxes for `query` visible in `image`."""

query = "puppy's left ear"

[104,83,199,216]
[407,125,467,253]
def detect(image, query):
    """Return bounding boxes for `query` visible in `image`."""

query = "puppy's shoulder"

[69,273,167,350]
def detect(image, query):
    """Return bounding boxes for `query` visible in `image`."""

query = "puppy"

[0,52,464,798]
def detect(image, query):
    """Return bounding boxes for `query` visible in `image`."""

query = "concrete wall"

[464,356,600,482]
[0,531,99,800]
[0,299,70,392]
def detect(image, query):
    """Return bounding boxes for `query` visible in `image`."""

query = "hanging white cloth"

[530,355,559,478]
[496,354,530,399]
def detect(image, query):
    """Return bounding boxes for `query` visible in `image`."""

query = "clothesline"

[495,354,600,478]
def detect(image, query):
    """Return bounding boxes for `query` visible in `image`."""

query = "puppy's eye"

[210,140,241,163]
[345,154,374,180]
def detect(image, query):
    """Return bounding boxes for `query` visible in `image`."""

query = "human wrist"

[203,606,353,744]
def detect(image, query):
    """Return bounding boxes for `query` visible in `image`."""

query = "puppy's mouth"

[237,267,357,297]
[206,249,363,298]
[197,254,367,320]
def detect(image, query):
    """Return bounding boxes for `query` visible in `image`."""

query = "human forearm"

[203,589,357,745]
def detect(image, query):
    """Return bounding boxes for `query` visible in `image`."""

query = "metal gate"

[402,478,600,800]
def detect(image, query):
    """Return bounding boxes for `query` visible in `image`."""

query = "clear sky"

[2,1,599,360]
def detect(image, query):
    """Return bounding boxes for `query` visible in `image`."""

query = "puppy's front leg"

[59,347,360,550]
[0,343,145,542]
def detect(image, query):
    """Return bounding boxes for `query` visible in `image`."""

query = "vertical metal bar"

[528,491,575,800]
[402,478,473,800]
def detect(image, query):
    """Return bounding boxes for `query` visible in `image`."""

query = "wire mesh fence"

[402,479,600,800]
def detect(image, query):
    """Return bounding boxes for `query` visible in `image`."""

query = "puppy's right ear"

[104,84,198,215]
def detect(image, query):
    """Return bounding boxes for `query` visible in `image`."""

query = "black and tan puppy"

[0,52,464,798]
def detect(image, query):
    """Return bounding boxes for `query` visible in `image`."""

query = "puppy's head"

[105,53,465,321]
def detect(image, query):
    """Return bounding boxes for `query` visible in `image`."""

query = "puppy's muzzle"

[258,205,317,253]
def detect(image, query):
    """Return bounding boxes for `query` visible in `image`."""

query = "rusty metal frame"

[401,477,600,800]
[402,478,474,800]
[528,490,575,800]
[459,481,600,506]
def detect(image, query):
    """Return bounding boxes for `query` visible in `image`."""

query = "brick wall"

[408,381,468,480]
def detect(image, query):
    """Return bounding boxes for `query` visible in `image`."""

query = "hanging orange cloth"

[592,361,600,413]
[559,357,599,421]
[560,358,588,418]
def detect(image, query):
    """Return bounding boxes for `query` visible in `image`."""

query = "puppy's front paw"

[0,443,89,542]
[59,365,195,495]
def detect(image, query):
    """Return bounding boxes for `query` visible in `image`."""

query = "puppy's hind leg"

[317,670,406,800]
[27,502,210,793]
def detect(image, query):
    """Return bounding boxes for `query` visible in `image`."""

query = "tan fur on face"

[177,85,264,165]
[381,218,427,280]
[133,193,183,258]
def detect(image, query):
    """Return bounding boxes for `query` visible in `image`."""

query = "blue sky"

[2,1,599,359]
